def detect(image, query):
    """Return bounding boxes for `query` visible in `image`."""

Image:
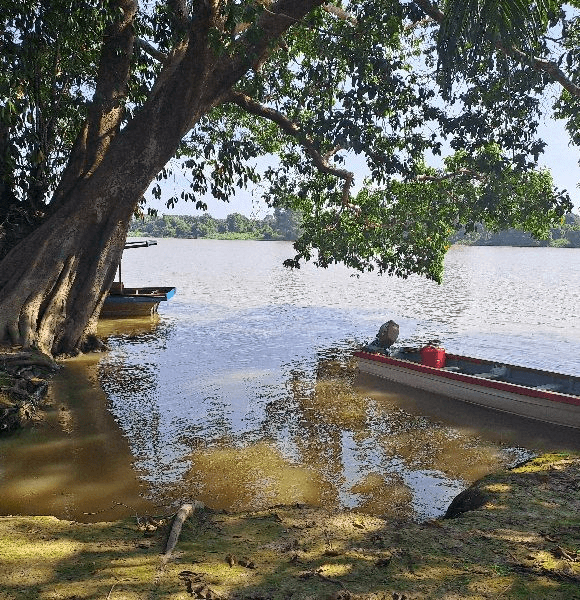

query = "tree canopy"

[0,0,578,354]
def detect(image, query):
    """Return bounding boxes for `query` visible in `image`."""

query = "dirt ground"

[1,454,579,600]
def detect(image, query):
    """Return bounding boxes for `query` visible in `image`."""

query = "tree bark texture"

[0,0,325,356]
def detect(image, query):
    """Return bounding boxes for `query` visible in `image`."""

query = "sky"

[537,118,580,207]
[147,114,580,219]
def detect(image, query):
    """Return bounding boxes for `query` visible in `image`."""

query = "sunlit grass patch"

[318,562,352,577]
[511,453,573,473]
[483,482,511,493]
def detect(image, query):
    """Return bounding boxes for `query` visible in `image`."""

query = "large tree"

[0,0,575,356]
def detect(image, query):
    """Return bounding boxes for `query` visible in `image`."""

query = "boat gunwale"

[106,287,176,302]
[354,351,580,407]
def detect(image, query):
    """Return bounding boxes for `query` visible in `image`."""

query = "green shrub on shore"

[132,211,580,247]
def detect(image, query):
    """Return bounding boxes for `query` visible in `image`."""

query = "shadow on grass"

[1,455,579,600]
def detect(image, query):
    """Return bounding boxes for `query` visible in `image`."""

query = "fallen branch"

[163,501,205,564]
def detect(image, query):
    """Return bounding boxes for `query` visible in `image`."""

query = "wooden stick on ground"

[163,501,204,563]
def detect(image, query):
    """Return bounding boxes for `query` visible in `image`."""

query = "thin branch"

[322,4,357,25]
[413,0,580,98]
[135,38,167,62]
[413,168,483,182]
[323,145,344,163]
[498,42,580,98]
[227,90,354,204]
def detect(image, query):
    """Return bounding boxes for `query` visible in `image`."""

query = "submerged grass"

[1,454,579,600]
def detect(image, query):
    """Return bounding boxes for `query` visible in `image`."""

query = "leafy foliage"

[0,0,575,280]
[435,0,561,95]
[0,0,109,253]
[284,146,566,281]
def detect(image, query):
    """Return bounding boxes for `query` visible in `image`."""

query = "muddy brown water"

[0,354,155,522]
[1,241,579,522]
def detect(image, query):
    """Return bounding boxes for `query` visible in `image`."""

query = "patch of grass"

[512,453,571,473]
[490,563,513,576]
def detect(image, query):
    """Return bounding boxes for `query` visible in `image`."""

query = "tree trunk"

[0,0,325,356]
[0,40,207,354]
[0,68,211,355]
[0,183,134,356]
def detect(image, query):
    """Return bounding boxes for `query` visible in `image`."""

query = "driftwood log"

[163,501,205,563]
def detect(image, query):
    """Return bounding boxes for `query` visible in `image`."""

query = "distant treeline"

[452,212,580,247]
[128,208,302,240]
[130,210,580,247]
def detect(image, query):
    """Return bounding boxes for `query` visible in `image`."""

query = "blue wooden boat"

[101,286,176,318]
[100,240,176,318]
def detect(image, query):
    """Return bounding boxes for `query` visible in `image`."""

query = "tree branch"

[232,2,355,43]
[227,90,354,204]
[136,37,167,62]
[497,42,580,98]
[81,0,138,164]
[227,0,325,77]
[413,168,483,182]
[413,0,580,98]
[167,0,190,31]
[322,4,357,25]
[51,0,138,211]
[413,0,444,22]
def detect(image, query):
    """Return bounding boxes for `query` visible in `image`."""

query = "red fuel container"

[420,346,446,368]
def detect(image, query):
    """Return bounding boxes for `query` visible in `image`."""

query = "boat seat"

[533,383,562,392]
[472,372,500,379]
[473,366,508,380]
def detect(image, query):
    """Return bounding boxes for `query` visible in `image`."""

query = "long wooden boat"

[101,286,176,318]
[354,348,580,429]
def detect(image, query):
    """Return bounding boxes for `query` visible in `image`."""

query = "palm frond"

[436,0,561,92]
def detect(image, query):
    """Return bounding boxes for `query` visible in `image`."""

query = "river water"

[1,241,579,522]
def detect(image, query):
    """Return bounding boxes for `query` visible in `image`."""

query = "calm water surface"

[1,241,579,521]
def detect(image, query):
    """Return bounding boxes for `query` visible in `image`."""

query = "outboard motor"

[377,320,399,348]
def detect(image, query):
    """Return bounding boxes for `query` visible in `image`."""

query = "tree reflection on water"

[137,347,531,521]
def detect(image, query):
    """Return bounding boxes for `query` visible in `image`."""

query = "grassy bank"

[1,454,579,600]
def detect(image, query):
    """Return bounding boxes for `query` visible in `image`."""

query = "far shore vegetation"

[130,209,580,247]
[129,208,302,241]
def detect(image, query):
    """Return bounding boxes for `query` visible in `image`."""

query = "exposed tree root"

[0,349,58,372]
[0,349,58,433]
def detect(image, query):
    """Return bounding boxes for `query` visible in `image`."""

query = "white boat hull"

[356,353,580,429]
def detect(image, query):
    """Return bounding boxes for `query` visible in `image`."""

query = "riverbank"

[1,454,578,600]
